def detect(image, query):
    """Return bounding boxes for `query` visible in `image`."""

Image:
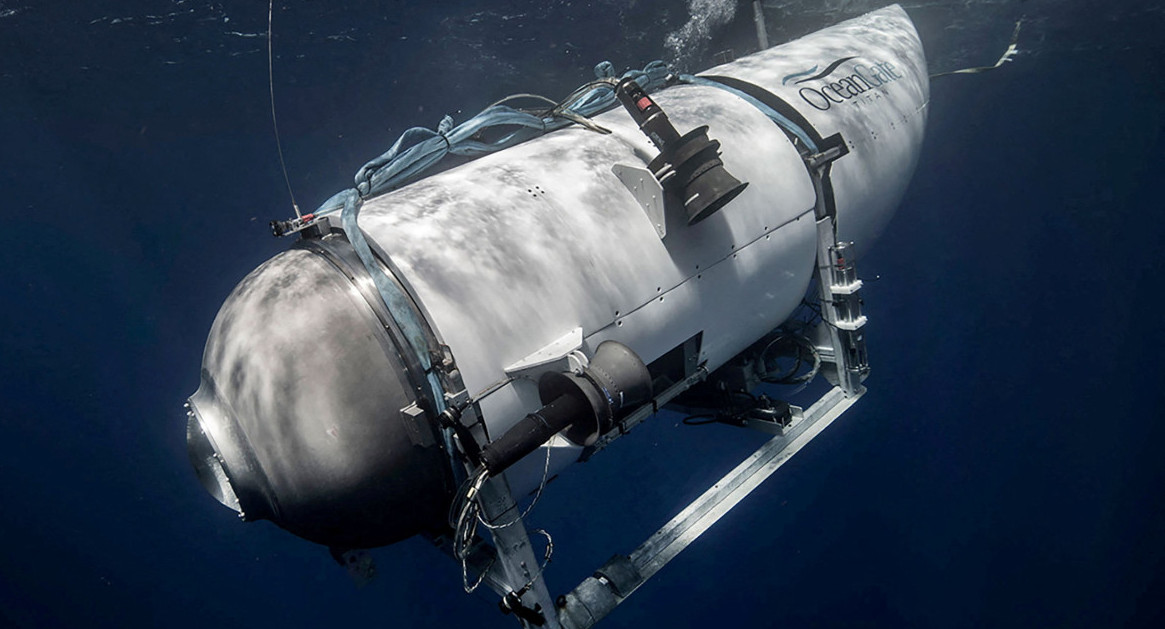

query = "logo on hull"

[783,56,857,85]
[786,56,904,111]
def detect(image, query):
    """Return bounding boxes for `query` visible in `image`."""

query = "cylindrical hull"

[356,5,928,486]
[187,4,929,546]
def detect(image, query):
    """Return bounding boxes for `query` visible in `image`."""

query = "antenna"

[268,0,301,218]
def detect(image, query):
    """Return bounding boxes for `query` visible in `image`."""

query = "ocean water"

[1,1,1163,627]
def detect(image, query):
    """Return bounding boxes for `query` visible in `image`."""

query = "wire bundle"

[448,444,554,594]
[314,60,671,216]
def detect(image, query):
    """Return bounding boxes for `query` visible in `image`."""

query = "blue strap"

[314,60,671,215]
[677,74,819,153]
[338,189,445,408]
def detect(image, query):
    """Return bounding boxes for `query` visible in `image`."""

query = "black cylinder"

[479,394,587,475]
[615,78,681,149]
[616,80,748,225]
[652,126,749,225]
[478,341,653,474]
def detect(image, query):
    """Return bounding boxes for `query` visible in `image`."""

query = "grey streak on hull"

[190,247,451,548]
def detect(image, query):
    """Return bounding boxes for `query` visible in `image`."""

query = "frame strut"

[551,150,866,628]
[476,475,562,628]
[556,385,861,629]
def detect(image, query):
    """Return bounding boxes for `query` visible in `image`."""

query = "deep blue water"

[2,1,1163,627]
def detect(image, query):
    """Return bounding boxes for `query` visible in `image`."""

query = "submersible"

[185,5,928,626]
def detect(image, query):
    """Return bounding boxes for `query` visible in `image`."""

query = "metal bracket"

[504,327,587,380]
[612,163,667,239]
[399,403,437,447]
[270,212,327,238]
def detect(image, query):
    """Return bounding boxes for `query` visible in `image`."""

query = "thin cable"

[463,553,495,593]
[268,0,300,218]
[760,331,821,396]
[552,109,612,135]
[469,377,516,406]
[930,18,1022,79]
[488,93,560,109]
[451,447,555,592]
[515,528,554,594]
[452,467,491,593]
[477,443,553,531]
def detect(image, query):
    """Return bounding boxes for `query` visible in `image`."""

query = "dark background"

[2,1,1163,627]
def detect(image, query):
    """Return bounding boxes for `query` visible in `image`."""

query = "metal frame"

[557,385,861,629]
[552,151,866,627]
[444,8,895,620]
[457,150,871,627]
